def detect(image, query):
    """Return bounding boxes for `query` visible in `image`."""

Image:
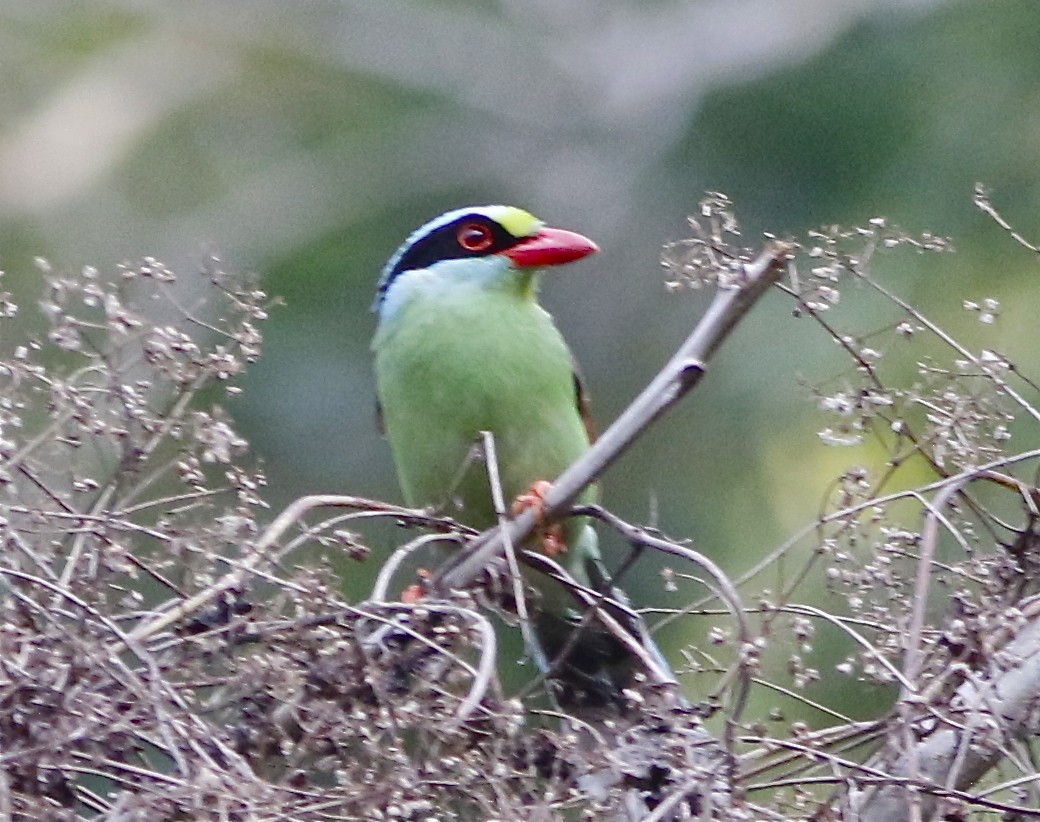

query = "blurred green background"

[4,0,1040,717]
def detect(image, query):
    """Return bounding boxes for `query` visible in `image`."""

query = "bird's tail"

[523,526,733,819]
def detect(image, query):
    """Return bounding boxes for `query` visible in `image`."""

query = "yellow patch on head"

[483,205,542,240]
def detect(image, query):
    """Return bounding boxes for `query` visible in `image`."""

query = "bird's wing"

[572,358,597,444]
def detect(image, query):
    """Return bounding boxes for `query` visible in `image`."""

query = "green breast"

[373,278,595,531]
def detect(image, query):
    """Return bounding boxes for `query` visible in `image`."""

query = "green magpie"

[372,205,667,710]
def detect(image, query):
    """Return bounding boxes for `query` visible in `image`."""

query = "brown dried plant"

[2,190,1039,820]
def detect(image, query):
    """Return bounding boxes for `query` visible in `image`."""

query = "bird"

[371,205,666,712]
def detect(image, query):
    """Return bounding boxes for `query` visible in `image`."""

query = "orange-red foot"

[511,479,553,519]
[510,480,567,557]
[401,568,431,604]
[539,523,567,558]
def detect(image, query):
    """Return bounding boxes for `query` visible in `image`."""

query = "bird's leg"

[510,480,567,557]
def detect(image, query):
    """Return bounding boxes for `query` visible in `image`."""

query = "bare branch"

[126,494,448,643]
[432,241,791,595]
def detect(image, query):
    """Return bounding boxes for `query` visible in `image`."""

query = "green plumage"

[373,263,595,533]
[373,206,657,711]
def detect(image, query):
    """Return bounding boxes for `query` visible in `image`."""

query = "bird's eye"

[456,223,494,252]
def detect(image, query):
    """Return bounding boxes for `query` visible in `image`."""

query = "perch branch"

[431,241,791,596]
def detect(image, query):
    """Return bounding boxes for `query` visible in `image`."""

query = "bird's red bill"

[501,227,599,268]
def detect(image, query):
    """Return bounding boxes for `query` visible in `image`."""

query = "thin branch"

[370,532,462,602]
[974,183,1040,255]
[578,504,753,723]
[479,429,545,670]
[125,494,446,643]
[520,550,676,687]
[853,611,1040,821]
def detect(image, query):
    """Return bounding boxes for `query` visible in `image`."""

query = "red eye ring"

[456,223,494,252]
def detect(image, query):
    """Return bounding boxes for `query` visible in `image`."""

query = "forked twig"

[520,550,677,688]
[370,532,464,602]
[579,505,754,723]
